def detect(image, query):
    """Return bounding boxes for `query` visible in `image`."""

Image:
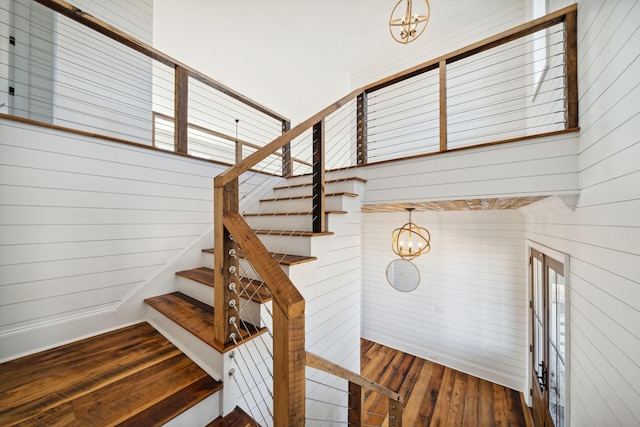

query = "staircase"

[0,175,365,426]
[143,174,365,424]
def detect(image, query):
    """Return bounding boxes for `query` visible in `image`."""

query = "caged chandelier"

[389,0,431,44]
[392,208,431,260]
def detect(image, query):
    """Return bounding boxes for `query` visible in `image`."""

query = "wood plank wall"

[521,1,640,426]
[361,209,528,391]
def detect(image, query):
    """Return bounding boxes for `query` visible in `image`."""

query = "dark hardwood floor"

[361,339,533,427]
[0,322,222,426]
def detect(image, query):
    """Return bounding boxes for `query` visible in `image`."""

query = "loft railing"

[1,0,291,173]
[215,4,577,425]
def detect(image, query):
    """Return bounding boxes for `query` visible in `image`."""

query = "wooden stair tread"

[0,322,222,426]
[273,177,367,190]
[243,210,347,217]
[175,267,273,302]
[260,192,358,202]
[202,248,317,266]
[254,230,334,237]
[207,406,260,427]
[144,292,266,352]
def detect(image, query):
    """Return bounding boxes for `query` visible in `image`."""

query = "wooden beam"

[282,120,292,177]
[312,120,326,233]
[356,93,368,165]
[213,180,238,348]
[273,303,306,427]
[565,8,579,129]
[439,60,447,153]
[306,352,402,402]
[174,66,188,154]
[348,381,364,427]
[215,89,361,188]
[389,398,403,427]
[222,212,305,319]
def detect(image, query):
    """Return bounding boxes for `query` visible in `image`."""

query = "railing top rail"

[34,0,289,123]
[214,88,362,188]
[223,212,304,318]
[214,3,577,186]
[306,351,402,402]
[365,3,577,93]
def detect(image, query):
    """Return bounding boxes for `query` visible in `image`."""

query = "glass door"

[530,248,565,427]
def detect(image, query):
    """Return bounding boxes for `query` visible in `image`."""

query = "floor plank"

[0,322,222,427]
[360,339,528,427]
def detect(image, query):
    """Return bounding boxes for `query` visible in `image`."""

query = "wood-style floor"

[0,322,222,426]
[361,339,533,427]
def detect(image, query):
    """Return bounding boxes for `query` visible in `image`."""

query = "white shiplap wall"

[361,209,528,390]
[0,119,277,362]
[521,0,640,425]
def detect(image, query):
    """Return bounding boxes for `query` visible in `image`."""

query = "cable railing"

[1,0,290,173]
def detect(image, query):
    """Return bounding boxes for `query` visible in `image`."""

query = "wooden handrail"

[152,112,313,168]
[223,212,304,319]
[306,352,402,402]
[214,88,361,188]
[34,0,289,123]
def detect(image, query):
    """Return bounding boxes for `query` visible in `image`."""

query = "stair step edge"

[174,268,272,302]
[202,248,317,266]
[243,210,347,217]
[273,176,367,190]
[260,192,358,202]
[144,292,266,353]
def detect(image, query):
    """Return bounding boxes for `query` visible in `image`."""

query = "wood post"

[282,120,292,177]
[273,303,306,426]
[356,92,368,165]
[348,381,364,427]
[312,120,325,233]
[439,60,448,153]
[213,179,239,349]
[174,65,188,154]
[565,9,578,129]
[389,398,403,427]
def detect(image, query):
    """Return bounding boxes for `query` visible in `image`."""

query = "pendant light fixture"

[391,208,431,260]
[389,0,431,45]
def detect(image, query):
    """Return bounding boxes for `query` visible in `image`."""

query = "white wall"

[520,0,640,425]
[53,0,154,143]
[0,118,277,361]
[362,209,527,390]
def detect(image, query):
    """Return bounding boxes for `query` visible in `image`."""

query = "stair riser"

[147,307,224,380]
[259,195,350,213]
[246,214,347,232]
[176,276,269,327]
[273,180,363,198]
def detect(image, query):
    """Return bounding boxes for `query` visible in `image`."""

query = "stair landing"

[0,322,222,426]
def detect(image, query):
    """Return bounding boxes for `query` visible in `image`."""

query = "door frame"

[525,240,570,427]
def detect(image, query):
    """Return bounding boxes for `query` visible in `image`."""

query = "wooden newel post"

[273,303,306,426]
[389,398,403,427]
[282,120,292,177]
[312,120,325,233]
[439,60,448,153]
[348,381,364,427]
[565,9,578,129]
[174,65,189,154]
[213,178,239,349]
[356,92,368,165]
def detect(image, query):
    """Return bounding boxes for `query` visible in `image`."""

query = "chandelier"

[389,0,431,45]
[392,208,431,260]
